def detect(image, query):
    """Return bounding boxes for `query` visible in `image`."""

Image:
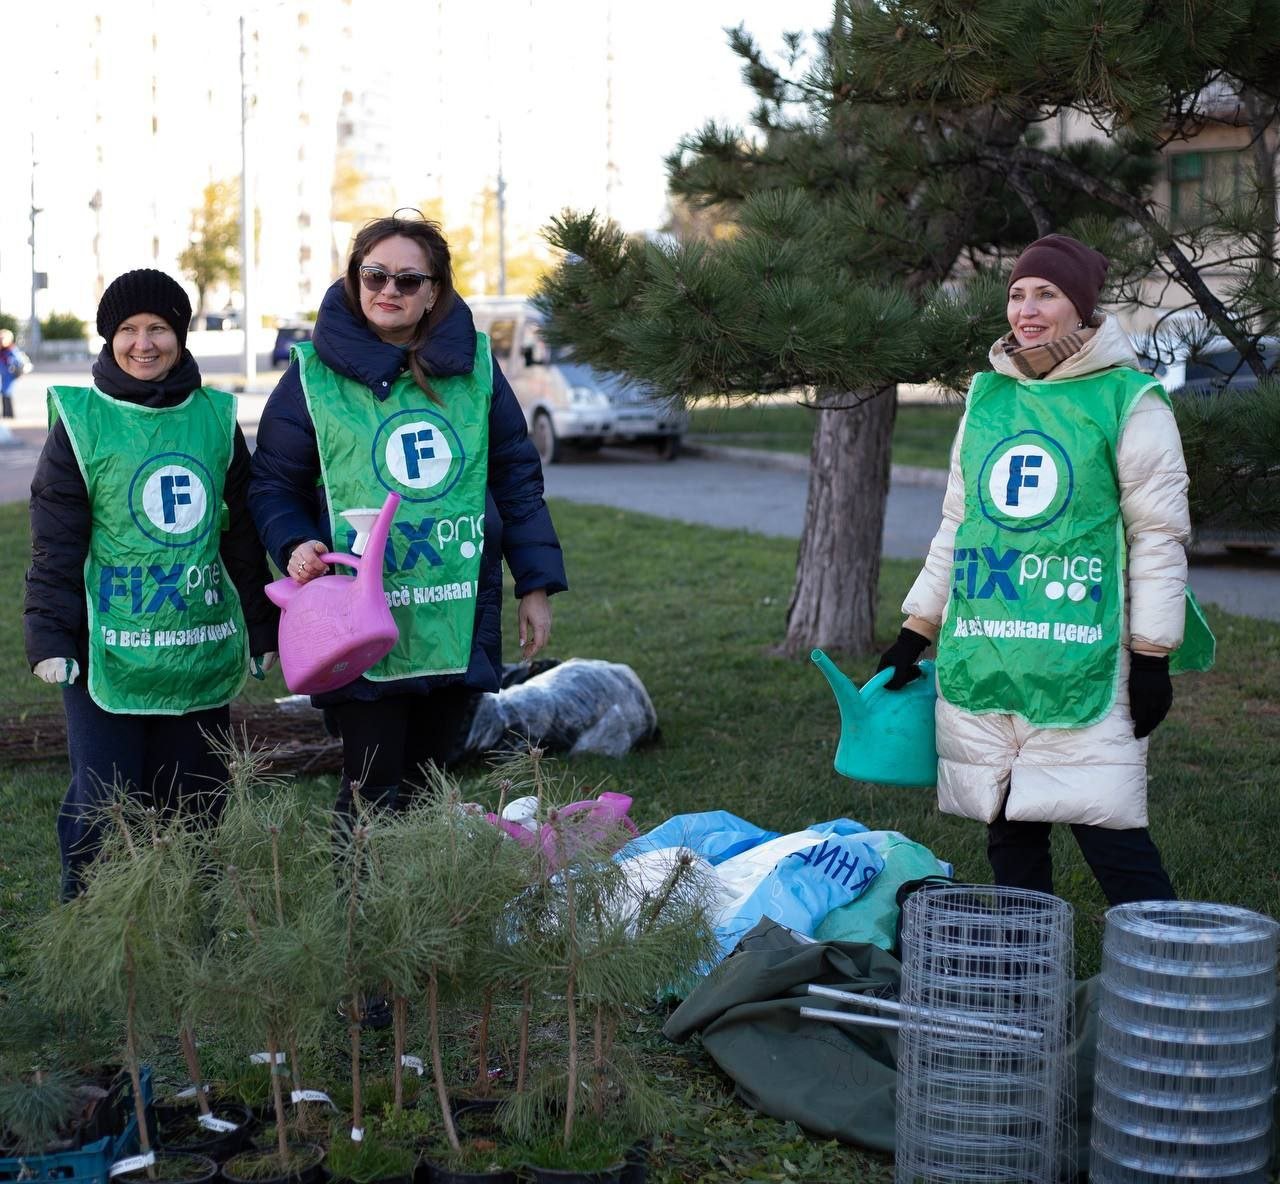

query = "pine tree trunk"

[782,387,897,656]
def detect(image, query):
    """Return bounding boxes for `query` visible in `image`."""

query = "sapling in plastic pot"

[384,769,533,1163]
[26,790,211,1177]
[0,1069,77,1155]
[207,742,338,1171]
[340,795,449,1121]
[324,785,460,1180]
[493,762,717,1171]
[0,992,129,1156]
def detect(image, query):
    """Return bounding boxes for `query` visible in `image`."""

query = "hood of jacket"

[989,311,1141,383]
[311,280,479,397]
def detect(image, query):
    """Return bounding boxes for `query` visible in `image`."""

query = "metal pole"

[605,1,617,218]
[496,124,507,296]
[29,131,42,351]
[239,13,256,391]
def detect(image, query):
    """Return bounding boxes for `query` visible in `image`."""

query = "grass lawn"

[686,398,964,469]
[2,497,1278,1181]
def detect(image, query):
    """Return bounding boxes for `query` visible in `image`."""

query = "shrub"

[39,312,87,341]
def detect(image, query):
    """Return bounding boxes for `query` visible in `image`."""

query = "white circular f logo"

[142,465,207,533]
[385,421,454,489]
[988,446,1059,519]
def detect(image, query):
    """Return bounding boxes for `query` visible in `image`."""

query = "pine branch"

[978,141,1268,376]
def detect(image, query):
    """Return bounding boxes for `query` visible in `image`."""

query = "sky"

[3,0,836,322]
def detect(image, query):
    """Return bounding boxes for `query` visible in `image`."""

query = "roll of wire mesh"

[1090,900,1279,1183]
[894,884,1076,1184]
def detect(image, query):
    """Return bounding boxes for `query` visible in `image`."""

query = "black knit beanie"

[1008,234,1109,324]
[96,269,192,348]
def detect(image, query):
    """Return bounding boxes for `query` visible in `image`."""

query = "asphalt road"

[538,444,1280,625]
[2,361,1276,622]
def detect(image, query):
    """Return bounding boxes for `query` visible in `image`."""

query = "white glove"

[249,652,278,680]
[34,658,80,686]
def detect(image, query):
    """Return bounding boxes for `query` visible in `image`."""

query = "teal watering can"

[811,649,938,788]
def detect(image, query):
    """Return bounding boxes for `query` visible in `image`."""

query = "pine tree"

[536,2,1280,653]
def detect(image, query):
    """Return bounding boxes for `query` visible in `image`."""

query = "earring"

[1077,321,1084,329]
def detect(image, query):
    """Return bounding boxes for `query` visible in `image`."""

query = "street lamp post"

[239,13,256,391]
[29,132,42,352]
[89,190,104,304]
[497,125,507,297]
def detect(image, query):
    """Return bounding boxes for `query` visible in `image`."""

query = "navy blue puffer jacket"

[248,282,567,703]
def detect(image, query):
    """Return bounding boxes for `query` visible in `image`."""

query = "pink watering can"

[486,792,638,871]
[265,492,401,695]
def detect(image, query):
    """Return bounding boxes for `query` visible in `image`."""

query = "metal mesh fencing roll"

[894,885,1076,1184]
[1090,900,1279,1183]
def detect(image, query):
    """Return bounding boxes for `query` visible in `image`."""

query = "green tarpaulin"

[663,918,1102,1163]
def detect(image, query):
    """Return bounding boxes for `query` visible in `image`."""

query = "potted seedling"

[208,742,336,1184]
[322,797,435,1184]
[382,771,534,1184]
[495,759,717,1184]
[0,993,127,1163]
[25,790,220,1184]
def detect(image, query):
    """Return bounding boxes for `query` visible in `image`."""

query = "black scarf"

[91,345,203,406]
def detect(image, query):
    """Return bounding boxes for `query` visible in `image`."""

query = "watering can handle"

[318,551,360,570]
[860,659,935,704]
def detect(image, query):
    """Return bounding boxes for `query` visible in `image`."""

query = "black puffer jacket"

[247,282,567,704]
[24,349,280,672]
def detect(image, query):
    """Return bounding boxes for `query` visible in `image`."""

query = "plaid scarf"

[1001,325,1097,379]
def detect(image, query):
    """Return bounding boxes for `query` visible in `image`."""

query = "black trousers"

[987,801,1176,906]
[58,681,230,899]
[327,685,479,822]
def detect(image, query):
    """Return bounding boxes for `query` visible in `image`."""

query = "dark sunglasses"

[358,266,438,296]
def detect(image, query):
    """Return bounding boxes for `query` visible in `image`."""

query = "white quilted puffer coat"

[903,312,1191,829]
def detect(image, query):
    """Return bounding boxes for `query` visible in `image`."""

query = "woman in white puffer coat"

[877,234,1192,905]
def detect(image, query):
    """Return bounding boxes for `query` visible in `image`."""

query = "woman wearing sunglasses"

[249,212,567,825]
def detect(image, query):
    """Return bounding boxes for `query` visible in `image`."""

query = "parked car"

[1139,332,1279,554]
[1138,333,1277,394]
[271,323,313,367]
[468,297,687,463]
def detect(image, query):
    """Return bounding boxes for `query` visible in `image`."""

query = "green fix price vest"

[936,368,1214,729]
[49,386,247,715]
[295,337,491,680]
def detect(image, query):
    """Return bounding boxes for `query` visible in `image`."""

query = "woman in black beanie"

[24,268,279,898]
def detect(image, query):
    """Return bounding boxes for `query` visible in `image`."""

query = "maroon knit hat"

[1008,234,1109,323]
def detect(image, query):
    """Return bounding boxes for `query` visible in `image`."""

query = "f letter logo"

[128,454,217,547]
[386,420,454,489]
[978,431,1074,532]
[374,410,466,502]
[159,473,192,524]
[1005,454,1042,508]
[400,428,436,481]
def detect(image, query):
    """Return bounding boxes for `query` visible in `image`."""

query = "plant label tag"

[249,1051,287,1064]
[351,1127,365,1142]
[291,1090,336,1109]
[110,1153,156,1177]
[198,1114,239,1133]
[400,1055,425,1076]
[175,1085,210,1099]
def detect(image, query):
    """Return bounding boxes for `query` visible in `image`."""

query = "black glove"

[1129,652,1173,739]
[876,627,931,690]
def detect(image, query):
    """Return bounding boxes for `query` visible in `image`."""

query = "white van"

[469,296,687,463]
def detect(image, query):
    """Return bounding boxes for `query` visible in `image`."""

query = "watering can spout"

[812,648,865,728]
[358,492,399,576]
